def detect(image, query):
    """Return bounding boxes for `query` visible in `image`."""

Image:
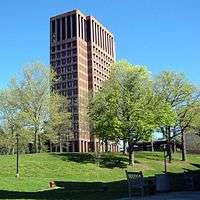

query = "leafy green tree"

[177,99,200,161]
[88,77,122,152]
[154,71,198,162]
[44,93,71,152]
[89,61,176,165]
[115,62,176,165]
[0,87,33,154]
[115,62,154,164]
[190,102,200,136]
[11,62,71,153]
[0,89,20,154]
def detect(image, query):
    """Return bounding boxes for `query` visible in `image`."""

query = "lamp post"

[163,144,167,174]
[16,132,19,178]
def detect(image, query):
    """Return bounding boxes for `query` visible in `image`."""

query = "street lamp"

[16,132,19,178]
[163,144,167,174]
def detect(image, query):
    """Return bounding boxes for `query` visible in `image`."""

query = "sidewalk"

[118,191,200,200]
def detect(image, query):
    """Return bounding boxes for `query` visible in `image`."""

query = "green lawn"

[0,151,200,199]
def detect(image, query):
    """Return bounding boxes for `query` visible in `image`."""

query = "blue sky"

[0,0,199,88]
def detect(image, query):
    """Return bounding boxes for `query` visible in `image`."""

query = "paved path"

[118,191,200,200]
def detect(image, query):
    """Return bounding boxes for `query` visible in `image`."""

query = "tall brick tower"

[50,9,116,152]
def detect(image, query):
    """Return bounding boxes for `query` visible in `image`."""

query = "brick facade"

[50,9,117,152]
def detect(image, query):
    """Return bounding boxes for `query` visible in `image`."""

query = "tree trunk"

[128,141,134,165]
[11,147,15,155]
[11,128,15,155]
[128,151,132,165]
[123,140,126,154]
[96,139,101,167]
[8,148,11,155]
[59,141,63,153]
[166,141,172,163]
[59,132,63,153]
[99,138,101,152]
[38,134,41,153]
[128,150,135,165]
[105,140,108,152]
[181,131,187,161]
[173,140,176,153]
[168,144,172,163]
[49,141,53,152]
[151,140,154,152]
[166,126,172,163]
[34,128,38,153]
[34,133,37,153]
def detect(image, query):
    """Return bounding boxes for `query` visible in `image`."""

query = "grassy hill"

[0,151,199,199]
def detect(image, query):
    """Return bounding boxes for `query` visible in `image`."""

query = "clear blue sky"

[0,0,199,88]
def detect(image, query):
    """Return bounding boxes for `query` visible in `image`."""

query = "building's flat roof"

[50,9,114,37]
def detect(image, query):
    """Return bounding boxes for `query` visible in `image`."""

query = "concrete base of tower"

[46,140,119,153]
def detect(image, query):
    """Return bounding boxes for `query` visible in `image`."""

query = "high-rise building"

[50,9,116,152]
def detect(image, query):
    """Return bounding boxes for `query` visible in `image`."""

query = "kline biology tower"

[50,9,116,152]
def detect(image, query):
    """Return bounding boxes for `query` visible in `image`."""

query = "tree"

[177,99,200,161]
[154,71,198,162]
[115,62,154,164]
[88,76,122,152]
[44,93,71,152]
[115,62,175,165]
[89,61,176,165]
[190,102,200,136]
[0,89,23,154]
[11,62,71,153]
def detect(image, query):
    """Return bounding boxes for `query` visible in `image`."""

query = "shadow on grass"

[1,167,200,199]
[181,163,200,173]
[0,180,128,200]
[51,153,131,169]
[52,152,96,164]
[190,163,200,169]
[135,152,162,160]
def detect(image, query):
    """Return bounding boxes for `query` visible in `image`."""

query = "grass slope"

[0,151,199,199]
